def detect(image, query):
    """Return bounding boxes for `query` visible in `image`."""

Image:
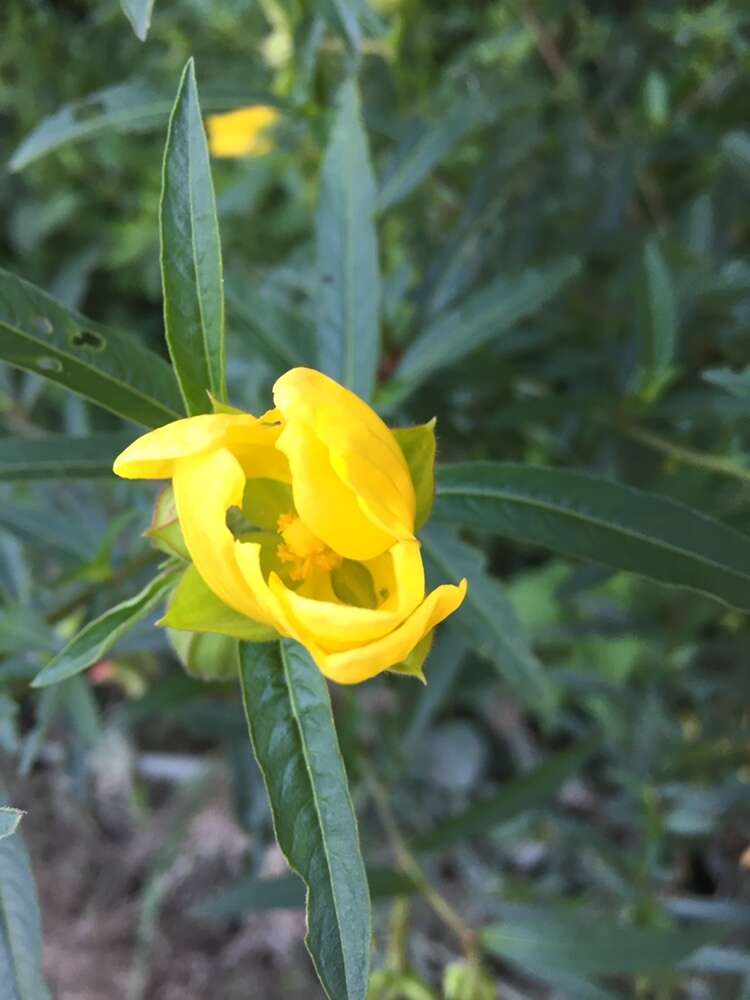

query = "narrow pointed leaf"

[32,570,178,688]
[161,59,226,414]
[0,269,182,427]
[0,789,51,999]
[0,433,132,481]
[319,0,363,51]
[120,0,156,41]
[435,462,750,610]
[239,640,371,1000]
[392,257,580,398]
[639,238,677,396]
[421,524,554,717]
[316,78,380,401]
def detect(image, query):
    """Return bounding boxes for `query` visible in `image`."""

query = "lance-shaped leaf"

[161,59,226,415]
[421,524,554,717]
[435,462,750,610]
[120,0,156,41]
[388,257,580,404]
[316,77,381,402]
[32,570,178,688]
[0,790,51,1000]
[0,269,182,427]
[0,433,133,481]
[638,238,678,398]
[239,640,371,1000]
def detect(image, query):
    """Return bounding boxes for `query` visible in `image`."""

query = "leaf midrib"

[437,480,750,584]
[280,642,350,997]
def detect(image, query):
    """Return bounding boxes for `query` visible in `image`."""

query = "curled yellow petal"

[274,368,416,543]
[113,414,249,479]
[314,578,468,685]
[172,448,269,624]
[206,106,280,159]
[275,416,394,560]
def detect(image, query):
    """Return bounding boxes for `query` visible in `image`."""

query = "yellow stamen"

[276,513,342,582]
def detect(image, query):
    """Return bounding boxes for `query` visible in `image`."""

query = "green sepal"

[167,628,239,682]
[209,393,245,415]
[160,564,278,642]
[389,632,432,684]
[393,419,436,531]
[145,485,189,560]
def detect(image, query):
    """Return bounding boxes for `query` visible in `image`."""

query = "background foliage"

[1,1,750,997]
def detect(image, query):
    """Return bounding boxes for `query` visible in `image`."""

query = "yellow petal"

[206,106,280,159]
[314,578,468,685]
[275,417,394,560]
[233,542,298,638]
[113,414,248,479]
[270,540,425,652]
[172,448,269,624]
[274,368,416,541]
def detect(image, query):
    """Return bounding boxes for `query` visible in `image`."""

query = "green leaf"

[639,238,677,398]
[703,365,750,399]
[0,789,51,999]
[480,904,714,978]
[120,0,155,41]
[0,268,182,427]
[160,58,226,415]
[435,462,750,610]
[9,81,277,173]
[421,524,554,717]
[391,257,580,401]
[0,433,132,481]
[411,743,593,853]
[379,101,490,212]
[393,421,436,532]
[317,77,381,402]
[161,564,277,641]
[318,0,363,51]
[239,640,371,1000]
[32,570,178,689]
[0,809,23,841]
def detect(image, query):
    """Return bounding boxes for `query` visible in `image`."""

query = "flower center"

[276,513,342,582]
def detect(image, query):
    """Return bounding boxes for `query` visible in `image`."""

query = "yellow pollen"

[276,513,342,582]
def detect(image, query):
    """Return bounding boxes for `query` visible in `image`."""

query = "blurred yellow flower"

[206,106,280,158]
[114,368,466,684]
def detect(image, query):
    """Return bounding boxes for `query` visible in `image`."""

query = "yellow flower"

[206,106,280,158]
[113,368,467,684]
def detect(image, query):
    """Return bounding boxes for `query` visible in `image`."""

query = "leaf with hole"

[0,268,182,427]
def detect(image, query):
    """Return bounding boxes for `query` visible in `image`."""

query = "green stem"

[626,425,750,485]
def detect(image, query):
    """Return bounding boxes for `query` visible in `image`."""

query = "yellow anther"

[276,513,342,582]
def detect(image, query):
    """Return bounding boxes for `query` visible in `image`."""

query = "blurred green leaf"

[703,365,750,399]
[239,640,371,1000]
[639,239,677,398]
[0,433,132,481]
[120,0,156,42]
[481,905,715,978]
[389,257,580,404]
[32,570,178,689]
[0,268,182,426]
[9,80,272,172]
[393,421,436,532]
[436,462,750,610]
[412,743,593,853]
[0,789,51,999]
[317,77,380,401]
[160,59,225,415]
[422,524,554,717]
